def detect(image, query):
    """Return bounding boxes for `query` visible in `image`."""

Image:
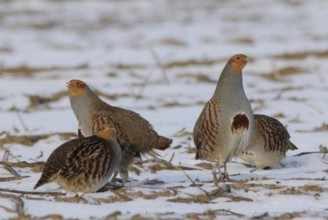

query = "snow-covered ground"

[0,0,328,219]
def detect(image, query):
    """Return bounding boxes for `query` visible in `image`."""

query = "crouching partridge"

[67,79,172,184]
[193,54,254,183]
[238,114,298,172]
[34,123,122,193]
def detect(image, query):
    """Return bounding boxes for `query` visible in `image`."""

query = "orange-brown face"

[229,54,248,73]
[96,124,114,139]
[67,79,87,96]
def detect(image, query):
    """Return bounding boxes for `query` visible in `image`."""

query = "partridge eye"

[236,57,240,60]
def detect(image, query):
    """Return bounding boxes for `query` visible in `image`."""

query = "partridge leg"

[223,161,230,181]
[110,171,119,183]
[211,162,219,187]
[78,129,83,138]
[212,160,228,185]
[119,169,128,186]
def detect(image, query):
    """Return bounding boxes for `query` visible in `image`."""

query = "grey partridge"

[33,123,122,193]
[67,79,172,184]
[193,54,254,183]
[238,114,297,172]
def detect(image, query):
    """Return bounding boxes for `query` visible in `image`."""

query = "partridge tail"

[156,136,172,150]
[288,141,298,151]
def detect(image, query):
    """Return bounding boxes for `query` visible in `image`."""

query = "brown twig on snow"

[3,164,21,177]
[142,155,212,200]
[135,72,152,101]
[0,144,18,161]
[0,161,45,168]
[0,192,25,216]
[168,152,175,163]
[293,145,328,158]
[16,111,29,132]
[0,188,65,196]
[105,188,133,201]
[212,209,245,217]
[0,176,29,182]
[135,48,170,101]
[319,145,328,159]
[175,165,212,200]
[150,48,170,84]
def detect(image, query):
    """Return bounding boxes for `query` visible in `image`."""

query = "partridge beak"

[244,56,248,62]
[66,81,72,87]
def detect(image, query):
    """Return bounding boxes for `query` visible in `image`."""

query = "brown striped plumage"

[34,124,122,193]
[193,54,254,183]
[91,112,135,184]
[67,79,172,184]
[194,98,220,161]
[238,114,297,172]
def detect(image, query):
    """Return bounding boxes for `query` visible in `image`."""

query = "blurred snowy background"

[0,0,328,219]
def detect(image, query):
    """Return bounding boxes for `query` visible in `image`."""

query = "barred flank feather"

[194,98,220,160]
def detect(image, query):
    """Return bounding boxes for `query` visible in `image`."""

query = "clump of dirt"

[262,66,305,81]
[0,161,45,173]
[111,63,146,70]
[230,37,254,45]
[177,72,217,83]
[55,196,88,204]
[165,59,218,68]
[275,50,328,60]
[0,64,88,77]
[0,132,76,146]
[148,163,198,173]
[27,91,67,109]
[104,211,122,220]
[157,38,187,47]
[168,195,211,204]
[313,123,328,132]
[297,123,328,133]
[38,214,64,220]
[195,162,212,170]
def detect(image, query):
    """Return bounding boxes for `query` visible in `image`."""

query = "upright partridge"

[67,79,172,184]
[238,114,297,172]
[34,123,122,193]
[193,54,254,183]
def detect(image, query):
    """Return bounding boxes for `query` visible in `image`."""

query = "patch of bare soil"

[274,50,328,60]
[0,64,88,77]
[0,132,76,146]
[262,66,306,81]
[165,59,219,68]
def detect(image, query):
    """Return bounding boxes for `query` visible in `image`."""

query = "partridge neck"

[214,65,244,98]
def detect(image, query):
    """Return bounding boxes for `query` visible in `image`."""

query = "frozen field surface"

[0,0,328,219]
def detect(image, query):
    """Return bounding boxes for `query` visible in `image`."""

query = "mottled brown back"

[34,138,86,189]
[59,137,113,182]
[102,105,172,152]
